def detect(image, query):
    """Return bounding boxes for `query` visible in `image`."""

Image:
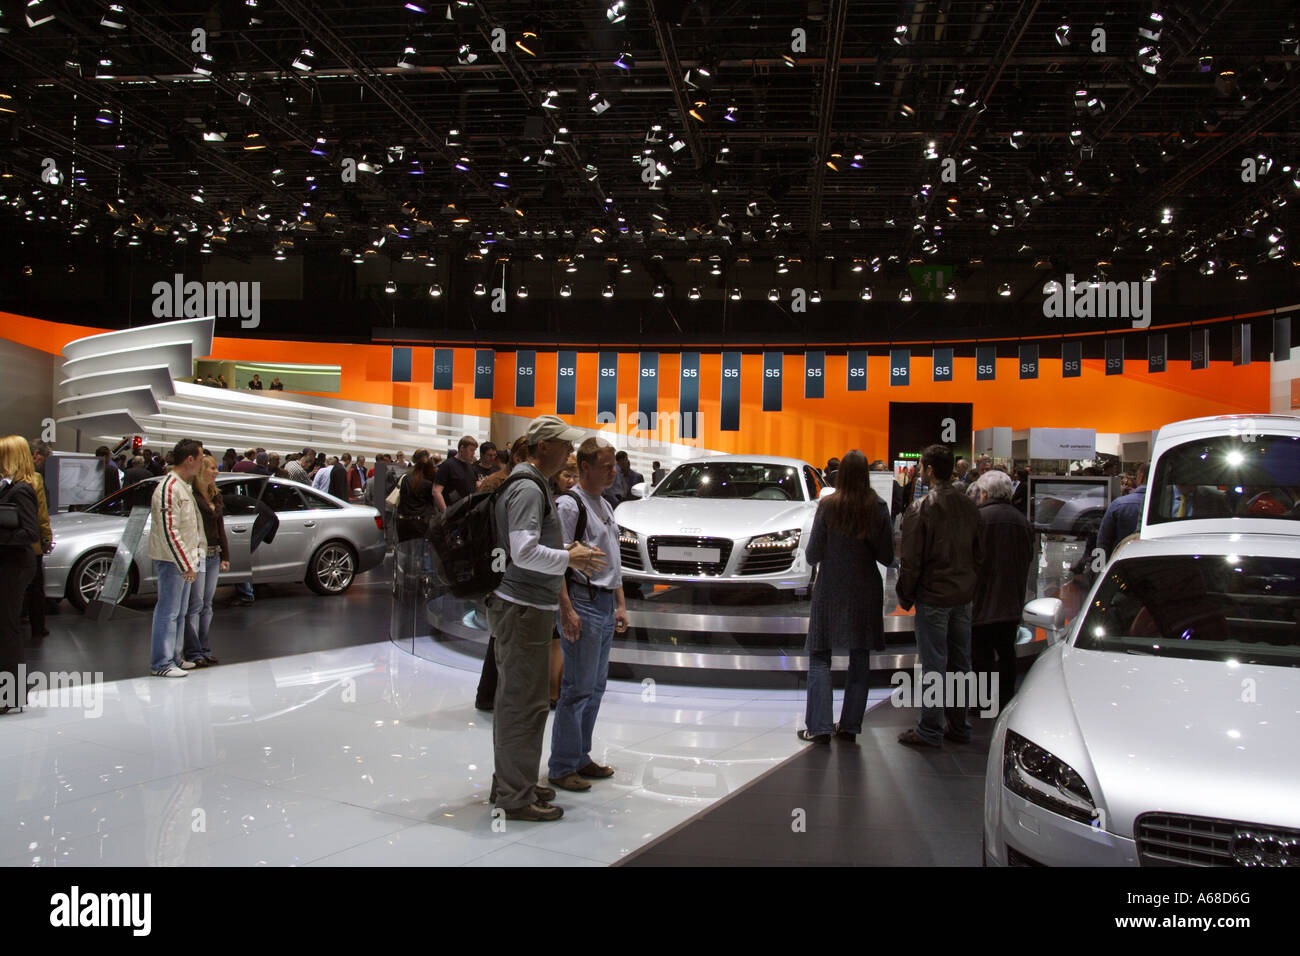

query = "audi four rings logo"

[679,528,701,535]
[1231,830,1299,866]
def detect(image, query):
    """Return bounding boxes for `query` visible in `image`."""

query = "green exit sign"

[907,264,954,302]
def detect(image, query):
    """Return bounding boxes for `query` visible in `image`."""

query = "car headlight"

[617,526,638,546]
[1003,730,1101,826]
[746,529,801,550]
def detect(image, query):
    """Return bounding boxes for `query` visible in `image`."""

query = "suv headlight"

[617,526,638,546]
[747,529,801,550]
[1003,730,1101,826]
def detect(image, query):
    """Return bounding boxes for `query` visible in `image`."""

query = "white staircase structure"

[56,317,487,457]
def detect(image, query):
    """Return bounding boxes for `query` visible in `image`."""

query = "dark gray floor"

[620,700,993,866]
[22,561,394,683]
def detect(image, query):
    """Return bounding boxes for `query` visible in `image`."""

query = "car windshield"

[85,478,159,516]
[653,462,806,501]
[1074,554,1300,668]
[1147,434,1300,525]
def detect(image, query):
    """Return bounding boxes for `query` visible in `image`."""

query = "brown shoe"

[577,761,615,779]
[489,783,555,803]
[503,801,563,822]
[547,772,592,792]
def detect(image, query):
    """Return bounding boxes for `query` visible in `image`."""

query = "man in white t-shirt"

[547,436,628,793]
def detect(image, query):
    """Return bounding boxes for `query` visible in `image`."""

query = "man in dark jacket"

[970,470,1033,714]
[897,443,983,748]
[1096,462,1148,559]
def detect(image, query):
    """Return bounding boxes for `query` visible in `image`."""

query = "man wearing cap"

[489,415,606,822]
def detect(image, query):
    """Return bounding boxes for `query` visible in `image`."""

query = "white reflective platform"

[0,642,887,867]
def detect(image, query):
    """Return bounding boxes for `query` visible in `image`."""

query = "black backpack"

[560,490,595,600]
[426,470,553,599]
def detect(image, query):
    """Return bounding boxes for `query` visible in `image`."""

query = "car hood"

[1056,646,1300,833]
[614,497,814,539]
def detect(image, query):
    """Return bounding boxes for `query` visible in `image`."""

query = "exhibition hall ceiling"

[0,0,1298,329]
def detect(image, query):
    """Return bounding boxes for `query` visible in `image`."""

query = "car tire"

[67,549,134,612]
[306,541,357,595]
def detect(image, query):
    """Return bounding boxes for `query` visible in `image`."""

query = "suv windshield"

[1075,554,1300,668]
[1148,434,1300,525]
[653,462,806,501]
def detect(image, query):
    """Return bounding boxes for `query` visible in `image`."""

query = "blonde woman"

[0,436,41,713]
[183,454,230,666]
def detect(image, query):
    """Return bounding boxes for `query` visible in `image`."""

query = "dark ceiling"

[0,0,1298,342]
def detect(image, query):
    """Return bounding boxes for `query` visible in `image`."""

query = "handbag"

[385,473,406,509]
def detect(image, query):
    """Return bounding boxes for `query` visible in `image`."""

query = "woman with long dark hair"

[395,456,438,543]
[799,449,895,744]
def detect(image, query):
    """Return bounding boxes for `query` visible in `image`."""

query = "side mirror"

[1023,597,1067,644]
[818,486,835,499]
[631,481,649,499]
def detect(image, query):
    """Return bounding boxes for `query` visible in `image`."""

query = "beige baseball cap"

[525,414,586,445]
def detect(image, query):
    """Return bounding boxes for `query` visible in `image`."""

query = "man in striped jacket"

[148,439,207,678]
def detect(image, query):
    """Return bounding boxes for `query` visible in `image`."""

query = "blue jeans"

[184,553,221,661]
[913,601,973,744]
[150,560,193,673]
[548,589,615,778]
[805,648,872,736]
[235,582,253,600]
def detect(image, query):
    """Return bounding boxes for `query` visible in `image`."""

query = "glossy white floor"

[0,642,890,867]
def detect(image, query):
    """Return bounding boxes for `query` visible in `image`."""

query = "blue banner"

[976,345,996,381]
[556,350,577,414]
[1019,343,1039,380]
[433,348,453,390]
[889,348,910,387]
[1147,334,1166,374]
[597,351,618,420]
[1062,340,1081,378]
[391,347,412,383]
[804,350,825,398]
[846,349,867,391]
[679,352,700,440]
[1105,338,1124,376]
[473,349,494,399]
[638,352,658,422]
[933,347,953,383]
[515,349,536,406]
[720,351,742,431]
[762,351,783,412]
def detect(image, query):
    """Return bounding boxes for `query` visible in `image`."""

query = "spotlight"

[541,89,560,109]
[516,285,528,298]
[100,4,126,30]
[1139,12,1163,42]
[767,288,779,301]
[688,286,701,300]
[1161,207,1173,224]
[193,53,214,76]
[944,286,957,300]
[602,283,615,298]
[1232,266,1247,281]
[893,24,909,45]
[559,284,572,297]
[473,283,486,296]
[95,107,114,125]
[606,1,627,24]
[292,45,315,71]
[724,100,738,122]
[1008,129,1025,149]
[589,92,611,115]
[781,53,797,68]
[860,286,872,300]
[997,282,1012,296]
[729,288,742,301]
[898,288,912,302]
[1055,22,1071,46]
[397,41,418,69]
[1199,54,1213,72]
[427,284,442,297]
[457,43,477,65]
[385,280,397,294]
[516,31,539,57]
[614,49,634,70]
[653,285,666,298]
[1199,259,1217,276]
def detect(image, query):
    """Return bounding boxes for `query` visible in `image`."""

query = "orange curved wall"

[3,312,1271,466]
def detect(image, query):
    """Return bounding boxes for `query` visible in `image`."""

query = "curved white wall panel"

[62,316,214,363]
[57,386,160,419]
[60,365,177,399]
[61,340,196,380]
[57,409,143,437]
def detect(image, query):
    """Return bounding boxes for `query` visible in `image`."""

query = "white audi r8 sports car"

[984,532,1300,866]
[613,455,828,592]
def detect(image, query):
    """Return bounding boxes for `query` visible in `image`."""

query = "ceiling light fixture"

[99,4,126,29]
[292,45,315,71]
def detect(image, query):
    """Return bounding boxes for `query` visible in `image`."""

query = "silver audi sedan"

[984,532,1300,866]
[46,474,388,610]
